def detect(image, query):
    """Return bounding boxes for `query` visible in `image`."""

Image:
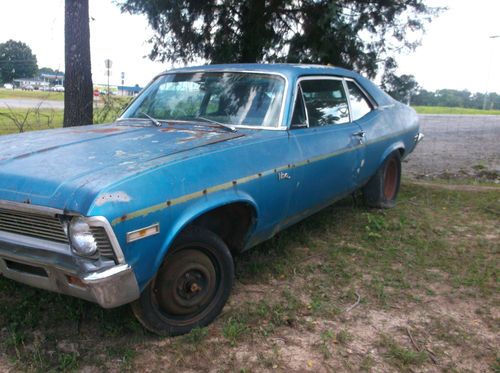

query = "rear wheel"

[363,151,402,208]
[131,226,234,336]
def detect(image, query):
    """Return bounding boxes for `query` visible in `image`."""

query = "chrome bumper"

[414,132,424,146]
[0,230,140,308]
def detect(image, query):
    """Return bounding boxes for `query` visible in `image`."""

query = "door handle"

[352,130,365,144]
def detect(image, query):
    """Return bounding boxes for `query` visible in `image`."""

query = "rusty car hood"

[0,122,245,211]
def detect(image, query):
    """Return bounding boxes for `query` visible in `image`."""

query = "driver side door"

[286,76,366,220]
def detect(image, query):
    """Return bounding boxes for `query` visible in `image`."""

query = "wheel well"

[185,203,256,255]
[397,147,405,157]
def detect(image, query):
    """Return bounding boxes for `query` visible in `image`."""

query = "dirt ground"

[0,183,498,372]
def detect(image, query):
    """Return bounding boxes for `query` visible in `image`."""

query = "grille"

[0,208,68,243]
[0,208,117,263]
[90,226,117,262]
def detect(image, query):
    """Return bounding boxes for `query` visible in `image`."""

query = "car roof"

[165,63,357,80]
[163,63,394,106]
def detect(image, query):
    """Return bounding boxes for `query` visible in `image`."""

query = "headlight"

[69,217,98,256]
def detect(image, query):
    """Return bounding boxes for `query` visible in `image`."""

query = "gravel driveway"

[0,98,64,110]
[405,114,500,181]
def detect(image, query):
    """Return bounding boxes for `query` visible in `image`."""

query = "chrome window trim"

[119,70,290,131]
[342,79,354,123]
[289,75,352,129]
[300,86,310,128]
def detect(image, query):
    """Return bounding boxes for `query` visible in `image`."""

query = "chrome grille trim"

[0,200,125,265]
[85,216,125,264]
[0,207,68,243]
[90,226,117,262]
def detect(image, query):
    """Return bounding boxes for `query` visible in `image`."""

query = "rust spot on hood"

[68,128,123,134]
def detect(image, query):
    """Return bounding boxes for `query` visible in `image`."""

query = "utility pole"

[105,59,112,101]
[121,72,125,96]
[483,35,500,110]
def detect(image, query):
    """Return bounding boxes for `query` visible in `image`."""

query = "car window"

[299,79,350,127]
[346,80,373,121]
[122,72,286,127]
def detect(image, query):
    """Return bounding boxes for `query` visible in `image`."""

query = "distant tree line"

[381,73,500,110]
[411,89,500,110]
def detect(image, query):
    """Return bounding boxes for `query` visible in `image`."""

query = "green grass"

[0,97,130,135]
[378,335,428,369]
[413,105,500,115]
[0,108,64,135]
[0,88,64,101]
[0,182,498,371]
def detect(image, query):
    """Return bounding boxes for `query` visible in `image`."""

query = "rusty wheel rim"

[383,158,398,200]
[153,248,220,324]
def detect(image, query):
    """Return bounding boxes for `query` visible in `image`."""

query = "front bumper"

[0,230,139,308]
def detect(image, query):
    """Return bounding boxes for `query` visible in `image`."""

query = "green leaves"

[116,0,440,77]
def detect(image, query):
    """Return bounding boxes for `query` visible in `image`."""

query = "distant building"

[13,72,64,90]
[13,78,48,89]
[117,84,142,97]
[40,73,64,86]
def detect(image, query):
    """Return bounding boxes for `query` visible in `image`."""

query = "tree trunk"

[64,0,93,127]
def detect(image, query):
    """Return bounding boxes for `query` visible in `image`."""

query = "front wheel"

[131,226,234,336]
[363,151,402,208]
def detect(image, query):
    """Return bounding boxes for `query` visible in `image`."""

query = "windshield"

[121,72,286,128]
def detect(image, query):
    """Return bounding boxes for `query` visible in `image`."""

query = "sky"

[0,0,499,92]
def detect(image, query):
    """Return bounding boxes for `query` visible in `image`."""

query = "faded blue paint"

[0,63,419,291]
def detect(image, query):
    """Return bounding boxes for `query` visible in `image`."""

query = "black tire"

[131,226,234,336]
[363,151,402,208]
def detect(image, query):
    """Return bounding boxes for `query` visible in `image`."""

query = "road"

[406,114,500,180]
[0,98,64,110]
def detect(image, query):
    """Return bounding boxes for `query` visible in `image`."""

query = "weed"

[336,329,352,345]
[222,317,249,346]
[58,352,79,371]
[182,327,209,345]
[378,335,427,369]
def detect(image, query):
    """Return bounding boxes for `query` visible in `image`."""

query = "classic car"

[0,64,422,335]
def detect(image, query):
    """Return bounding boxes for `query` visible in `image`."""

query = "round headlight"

[69,217,98,256]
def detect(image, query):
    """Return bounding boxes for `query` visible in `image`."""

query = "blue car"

[0,64,422,335]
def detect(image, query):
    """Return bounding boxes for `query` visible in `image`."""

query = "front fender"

[150,189,259,281]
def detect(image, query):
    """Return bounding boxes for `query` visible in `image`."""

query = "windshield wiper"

[138,112,162,127]
[195,116,237,133]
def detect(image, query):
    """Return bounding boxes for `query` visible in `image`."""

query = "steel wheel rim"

[152,247,221,324]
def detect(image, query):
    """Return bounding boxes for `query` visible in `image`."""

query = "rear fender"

[379,141,405,167]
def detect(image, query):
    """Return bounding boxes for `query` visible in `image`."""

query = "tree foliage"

[0,40,38,83]
[382,73,419,103]
[64,0,93,127]
[117,0,439,78]
[38,67,64,76]
[412,89,500,110]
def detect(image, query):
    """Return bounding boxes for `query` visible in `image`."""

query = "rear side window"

[300,79,350,126]
[346,81,373,121]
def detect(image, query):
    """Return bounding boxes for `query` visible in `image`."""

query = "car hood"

[0,121,245,212]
